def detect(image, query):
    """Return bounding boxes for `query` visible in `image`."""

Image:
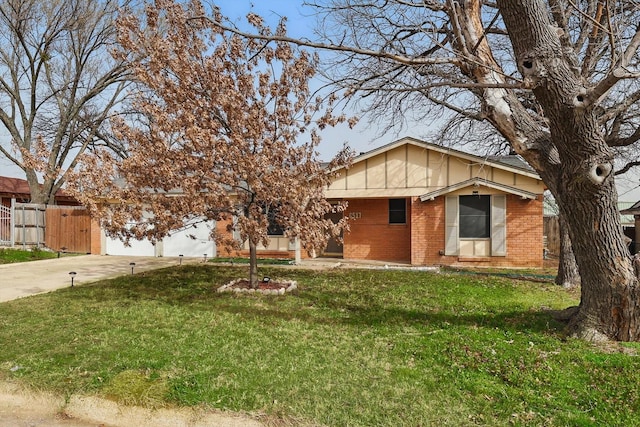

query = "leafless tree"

[207,0,640,341]
[0,0,133,204]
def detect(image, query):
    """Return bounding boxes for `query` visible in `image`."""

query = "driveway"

[0,255,201,303]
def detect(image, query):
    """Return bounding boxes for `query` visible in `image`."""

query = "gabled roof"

[617,201,635,226]
[419,177,539,201]
[347,136,541,180]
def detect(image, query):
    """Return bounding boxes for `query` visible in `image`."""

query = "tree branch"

[199,15,461,67]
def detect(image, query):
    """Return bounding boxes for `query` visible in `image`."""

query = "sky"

[215,0,428,158]
[1,0,639,201]
[0,0,415,181]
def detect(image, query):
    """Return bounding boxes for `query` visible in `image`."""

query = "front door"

[323,210,343,256]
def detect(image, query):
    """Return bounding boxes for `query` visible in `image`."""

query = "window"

[389,198,406,224]
[459,195,490,238]
[265,205,283,236]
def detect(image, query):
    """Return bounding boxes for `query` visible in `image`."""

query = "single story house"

[236,136,545,268]
[324,137,544,267]
[77,136,546,267]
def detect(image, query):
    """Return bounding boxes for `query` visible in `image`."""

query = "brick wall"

[211,194,543,267]
[503,194,544,267]
[410,196,445,265]
[90,218,102,255]
[343,198,412,263]
[409,195,543,268]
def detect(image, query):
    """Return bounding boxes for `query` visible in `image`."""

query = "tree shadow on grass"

[64,265,568,337]
[216,296,566,336]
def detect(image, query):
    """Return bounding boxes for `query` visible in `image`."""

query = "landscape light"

[129,262,136,275]
[69,271,77,287]
[179,254,184,265]
[203,253,208,262]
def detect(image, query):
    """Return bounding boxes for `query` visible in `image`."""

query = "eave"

[419,177,539,201]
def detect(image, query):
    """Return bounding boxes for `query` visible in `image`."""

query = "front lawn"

[0,247,59,264]
[0,265,638,426]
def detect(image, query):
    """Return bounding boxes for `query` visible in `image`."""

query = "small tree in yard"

[71,0,351,288]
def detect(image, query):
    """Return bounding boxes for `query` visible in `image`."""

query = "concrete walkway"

[0,255,201,303]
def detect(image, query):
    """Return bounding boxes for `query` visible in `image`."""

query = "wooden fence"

[45,206,92,253]
[13,203,46,248]
[543,216,560,256]
[7,203,92,253]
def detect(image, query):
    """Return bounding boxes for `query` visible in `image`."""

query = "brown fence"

[45,206,92,253]
[543,216,560,256]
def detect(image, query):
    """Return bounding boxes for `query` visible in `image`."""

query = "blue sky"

[0,1,411,181]
[214,1,419,158]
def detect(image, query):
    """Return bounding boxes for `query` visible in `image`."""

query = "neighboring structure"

[545,201,636,256]
[0,176,78,207]
[1,176,82,248]
[620,202,640,255]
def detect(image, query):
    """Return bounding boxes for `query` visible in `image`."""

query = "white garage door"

[104,234,156,256]
[163,221,216,258]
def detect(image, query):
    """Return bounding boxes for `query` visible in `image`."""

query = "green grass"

[0,247,59,264]
[0,265,638,426]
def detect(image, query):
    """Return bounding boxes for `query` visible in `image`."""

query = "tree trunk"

[25,169,57,205]
[25,170,45,204]
[249,239,259,289]
[498,0,640,341]
[555,213,580,289]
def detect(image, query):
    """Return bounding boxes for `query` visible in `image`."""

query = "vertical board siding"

[45,206,91,253]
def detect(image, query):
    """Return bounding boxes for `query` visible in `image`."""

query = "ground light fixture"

[179,254,184,265]
[69,271,77,287]
[203,253,208,262]
[129,262,136,275]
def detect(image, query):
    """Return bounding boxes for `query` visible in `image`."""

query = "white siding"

[445,196,459,255]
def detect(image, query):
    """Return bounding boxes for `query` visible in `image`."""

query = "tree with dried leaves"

[71,0,351,288]
[208,0,640,341]
[0,0,132,204]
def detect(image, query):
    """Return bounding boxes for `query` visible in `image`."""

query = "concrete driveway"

[0,255,201,303]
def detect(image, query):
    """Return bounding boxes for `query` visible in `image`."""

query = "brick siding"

[343,198,412,263]
[408,195,543,267]
[212,194,543,267]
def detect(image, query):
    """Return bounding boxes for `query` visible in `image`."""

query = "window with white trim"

[459,195,491,238]
[444,194,507,256]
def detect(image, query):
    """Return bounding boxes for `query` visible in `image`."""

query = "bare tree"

[0,0,132,204]
[204,0,640,341]
[71,1,351,288]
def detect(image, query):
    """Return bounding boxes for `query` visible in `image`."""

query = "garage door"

[163,221,216,258]
[104,234,156,256]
